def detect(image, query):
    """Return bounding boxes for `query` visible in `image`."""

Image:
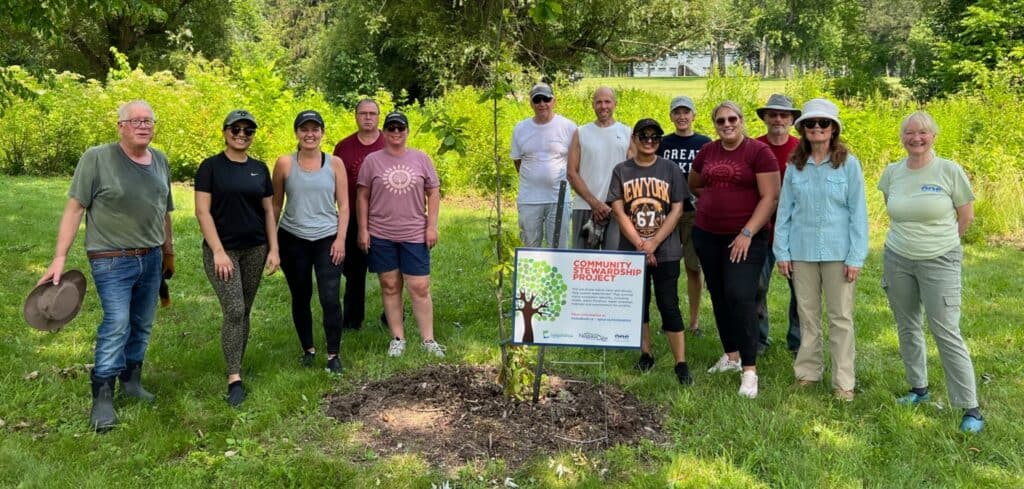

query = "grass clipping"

[324,364,664,468]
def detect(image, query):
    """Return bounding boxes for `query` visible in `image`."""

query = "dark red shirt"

[692,137,779,234]
[756,134,798,242]
[333,131,385,211]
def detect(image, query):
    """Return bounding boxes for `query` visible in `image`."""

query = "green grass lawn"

[2,176,1022,488]
[577,77,790,100]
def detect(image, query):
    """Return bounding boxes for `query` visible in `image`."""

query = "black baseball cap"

[383,111,409,128]
[293,110,325,130]
[632,118,664,136]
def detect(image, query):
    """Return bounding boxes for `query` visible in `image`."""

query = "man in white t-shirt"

[567,86,632,250]
[511,83,577,248]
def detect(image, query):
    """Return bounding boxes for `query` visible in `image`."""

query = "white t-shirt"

[510,114,577,204]
[573,121,631,209]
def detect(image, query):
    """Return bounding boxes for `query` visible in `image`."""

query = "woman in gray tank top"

[272,110,349,374]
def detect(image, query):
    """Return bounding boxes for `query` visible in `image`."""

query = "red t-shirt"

[333,131,385,212]
[756,134,798,242]
[692,137,779,234]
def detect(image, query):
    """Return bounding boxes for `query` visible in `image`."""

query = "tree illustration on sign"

[515,258,568,343]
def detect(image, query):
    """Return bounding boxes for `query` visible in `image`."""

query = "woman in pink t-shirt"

[690,101,780,399]
[356,111,445,358]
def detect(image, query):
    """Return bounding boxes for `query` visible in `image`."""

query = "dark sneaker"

[675,362,693,385]
[227,381,246,407]
[636,353,655,372]
[756,342,769,356]
[301,351,315,368]
[326,356,342,374]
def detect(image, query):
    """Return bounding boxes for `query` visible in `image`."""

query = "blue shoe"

[896,391,930,406]
[960,414,984,433]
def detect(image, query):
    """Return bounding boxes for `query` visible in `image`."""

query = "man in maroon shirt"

[333,99,385,330]
[754,94,802,356]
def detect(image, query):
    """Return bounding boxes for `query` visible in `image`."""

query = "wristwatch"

[741,227,752,237]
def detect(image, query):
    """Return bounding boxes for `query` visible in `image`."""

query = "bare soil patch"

[324,364,664,468]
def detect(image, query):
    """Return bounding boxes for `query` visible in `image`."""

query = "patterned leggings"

[203,244,267,375]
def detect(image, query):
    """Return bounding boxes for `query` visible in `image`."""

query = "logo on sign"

[578,332,608,342]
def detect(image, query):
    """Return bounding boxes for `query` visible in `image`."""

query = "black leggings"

[278,228,343,354]
[642,260,684,333]
[692,226,768,367]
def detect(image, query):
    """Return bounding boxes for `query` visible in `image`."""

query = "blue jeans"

[89,248,163,379]
[757,252,801,351]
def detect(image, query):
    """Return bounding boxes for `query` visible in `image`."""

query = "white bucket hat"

[794,98,842,132]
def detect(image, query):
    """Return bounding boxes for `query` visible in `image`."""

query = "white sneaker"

[739,370,759,398]
[387,338,406,357]
[707,354,742,373]
[421,340,446,358]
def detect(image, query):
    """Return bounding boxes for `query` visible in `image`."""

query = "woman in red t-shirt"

[689,101,780,398]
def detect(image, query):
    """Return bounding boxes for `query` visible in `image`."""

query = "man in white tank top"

[567,87,633,250]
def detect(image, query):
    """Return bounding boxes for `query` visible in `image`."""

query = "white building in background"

[633,50,742,77]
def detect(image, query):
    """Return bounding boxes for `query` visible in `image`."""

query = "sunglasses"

[531,95,553,104]
[384,125,407,133]
[228,126,257,136]
[801,118,833,129]
[637,134,662,143]
[714,115,740,126]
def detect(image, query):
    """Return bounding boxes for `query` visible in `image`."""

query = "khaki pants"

[792,261,856,391]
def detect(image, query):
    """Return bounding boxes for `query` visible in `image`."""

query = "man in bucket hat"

[754,94,802,357]
[37,99,174,432]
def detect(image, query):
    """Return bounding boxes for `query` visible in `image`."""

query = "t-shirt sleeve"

[160,152,174,212]
[668,160,687,203]
[68,149,98,208]
[606,165,624,202]
[753,143,779,173]
[509,124,523,160]
[877,164,893,197]
[261,162,273,198]
[948,161,975,207]
[194,158,214,193]
[421,152,440,189]
[692,146,706,175]
[356,155,374,188]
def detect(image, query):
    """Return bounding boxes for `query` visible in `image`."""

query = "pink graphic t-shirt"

[357,148,440,243]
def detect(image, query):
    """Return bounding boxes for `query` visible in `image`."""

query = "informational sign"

[511,248,645,349]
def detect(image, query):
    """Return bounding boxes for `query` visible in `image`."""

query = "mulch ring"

[324,364,664,469]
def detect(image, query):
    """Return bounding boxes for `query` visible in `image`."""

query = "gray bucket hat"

[756,94,801,120]
[24,270,87,332]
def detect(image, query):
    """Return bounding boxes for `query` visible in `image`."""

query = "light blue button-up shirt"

[773,154,869,267]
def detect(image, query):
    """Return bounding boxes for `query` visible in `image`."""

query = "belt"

[87,248,154,259]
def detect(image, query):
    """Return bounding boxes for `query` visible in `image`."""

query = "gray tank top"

[278,152,339,240]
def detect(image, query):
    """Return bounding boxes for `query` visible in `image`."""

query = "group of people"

[35,83,984,435]
[515,83,983,432]
[37,98,443,430]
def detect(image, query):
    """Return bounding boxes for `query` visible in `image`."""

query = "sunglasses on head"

[801,118,833,129]
[228,126,256,136]
[714,115,740,126]
[637,134,662,143]
[531,95,553,104]
[384,125,407,133]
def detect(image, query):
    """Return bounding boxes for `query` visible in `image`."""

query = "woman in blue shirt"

[773,98,868,402]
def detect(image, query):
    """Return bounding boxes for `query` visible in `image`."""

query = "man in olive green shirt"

[38,100,175,432]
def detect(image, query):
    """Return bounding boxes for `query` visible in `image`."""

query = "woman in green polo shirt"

[878,110,983,433]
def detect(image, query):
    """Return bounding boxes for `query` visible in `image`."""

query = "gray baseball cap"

[223,109,258,128]
[669,96,696,113]
[529,83,554,100]
[756,94,801,120]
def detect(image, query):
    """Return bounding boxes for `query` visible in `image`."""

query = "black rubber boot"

[119,362,156,402]
[90,376,118,432]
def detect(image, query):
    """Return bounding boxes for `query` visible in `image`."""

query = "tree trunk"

[716,40,726,76]
[759,36,768,78]
[781,52,792,78]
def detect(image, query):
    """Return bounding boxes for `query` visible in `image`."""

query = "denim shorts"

[367,236,430,276]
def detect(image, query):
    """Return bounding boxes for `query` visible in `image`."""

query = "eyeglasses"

[384,125,407,133]
[120,118,156,128]
[637,134,662,143]
[531,95,553,104]
[801,118,833,129]
[714,116,740,126]
[228,126,256,136]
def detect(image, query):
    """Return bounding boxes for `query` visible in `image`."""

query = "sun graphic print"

[382,164,418,195]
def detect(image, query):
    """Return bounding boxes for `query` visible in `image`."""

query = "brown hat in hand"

[24,270,87,332]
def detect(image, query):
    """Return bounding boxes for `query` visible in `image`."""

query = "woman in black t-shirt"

[195,110,280,407]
